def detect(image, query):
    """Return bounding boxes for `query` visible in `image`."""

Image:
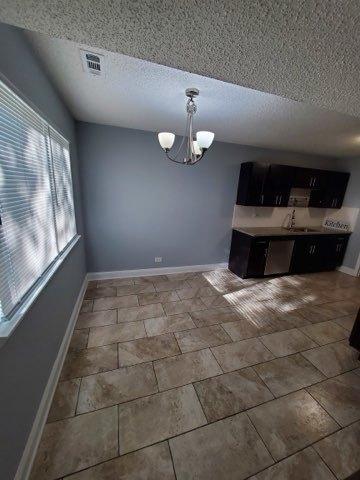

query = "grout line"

[167,440,179,480]
[310,445,340,479]
[305,388,342,429]
[244,411,276,464]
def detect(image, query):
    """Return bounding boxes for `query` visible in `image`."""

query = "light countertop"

[233,226,351,237]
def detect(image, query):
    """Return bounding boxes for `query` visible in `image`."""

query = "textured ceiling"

[25,31,360,157]
[1,1,360,119]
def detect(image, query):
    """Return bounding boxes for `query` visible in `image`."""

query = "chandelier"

[157,88,215,165]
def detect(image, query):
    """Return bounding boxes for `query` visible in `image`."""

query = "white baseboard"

[337,265,359,277]
[15,276,88,480]
[88,263,228,281]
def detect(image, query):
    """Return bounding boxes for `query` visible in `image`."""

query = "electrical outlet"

[154,257,162,263]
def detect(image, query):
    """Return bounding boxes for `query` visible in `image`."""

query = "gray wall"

[338,157,360,271]
[0,24,87,479]
[77,121,339,273]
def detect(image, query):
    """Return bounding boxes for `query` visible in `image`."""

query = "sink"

[289,227,320,233]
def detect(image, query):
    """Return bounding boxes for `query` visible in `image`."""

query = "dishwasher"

[264,239,295,276]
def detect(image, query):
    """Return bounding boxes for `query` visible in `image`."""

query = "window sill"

[0,235,81,347]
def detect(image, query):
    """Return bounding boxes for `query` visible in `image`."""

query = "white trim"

[88,263,228,281]
[14,275,88,480]
[337,265,359,277]
[0,236,81,346]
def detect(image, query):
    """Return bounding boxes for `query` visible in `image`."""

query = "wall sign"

[323,219,350,231]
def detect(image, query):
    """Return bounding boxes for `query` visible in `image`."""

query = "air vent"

[80,49,105,76]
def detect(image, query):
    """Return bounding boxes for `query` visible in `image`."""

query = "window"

[0,79,77,324]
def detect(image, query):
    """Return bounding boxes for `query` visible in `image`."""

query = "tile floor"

[30,269,360,480]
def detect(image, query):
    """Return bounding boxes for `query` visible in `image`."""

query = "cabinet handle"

[309,177,313,187]
[279,195,282,205]
[261,194,264,205]
[313,244,316,254]
[264,248,268,257]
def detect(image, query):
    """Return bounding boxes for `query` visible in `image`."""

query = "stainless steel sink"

[289,227,320,233]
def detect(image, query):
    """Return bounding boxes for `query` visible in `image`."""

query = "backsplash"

[232,205,359,231]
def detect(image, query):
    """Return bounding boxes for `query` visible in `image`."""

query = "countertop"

[233,226,351,237]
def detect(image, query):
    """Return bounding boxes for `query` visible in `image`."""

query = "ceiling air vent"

[80,50,105,76]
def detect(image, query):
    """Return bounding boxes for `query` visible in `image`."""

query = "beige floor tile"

[194,367,273,422]
[65,442,176,480]
[69,329,89,352]
[76,310,117,329]
[248,390,339,461]
[307,371,360,426]
[211,338,274,372]
[222,319,259,341]
[60,345,118,380]
[98,278,135,286]
[200,295,231,308]
[190,306,240,327]
[47,379,80,423]
[30,406,118,480]
[260,328,317,357]
[118,384,206,454]
[118,333,180,367]
[80,299,93,313]
[176,285,218,300]
[154,348,222,390]
[327,300,359,315]
[138,290,179,306]
[300,320,349,345]
[302,341,360,377]
[93,295,138,312]
[154,280,191,292]
[133,274,168,284]
[116,283,155,297]
[186,275,211,288]
[87,322,146,347]
[166,272,198,281]
[313,421,360,480]
[163,298,207,315]
[248,447,336,480]
[334,314,356,331]
[277,309,311,327]
[354,367,360,376]
[175,325,231,353]
[77,363,157,414]
[117,303,164,323]
[253,353,325,397]
[297,304,342,323]
[169,412,273,480]
[144,313,195,336]
[85,286,117,299]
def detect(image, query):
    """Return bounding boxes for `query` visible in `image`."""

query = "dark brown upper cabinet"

[236,162,294,207]
[309,171,350,208]
[236,162,349,209]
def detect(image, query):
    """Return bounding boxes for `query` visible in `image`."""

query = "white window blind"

[0,79,77,321]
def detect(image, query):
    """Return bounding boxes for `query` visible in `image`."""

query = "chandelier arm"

[165,151,187,164]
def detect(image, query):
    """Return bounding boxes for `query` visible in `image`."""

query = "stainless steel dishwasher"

[264,239,295,276]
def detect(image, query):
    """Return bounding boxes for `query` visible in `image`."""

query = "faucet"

[283,209,296,230]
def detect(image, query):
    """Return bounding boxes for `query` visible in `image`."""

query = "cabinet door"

[294,168,323,189]
[236,162,268,206]
[247,239,269,276]
[263,165,293,207]
[326,172,350,209]
[291,238,325,273]
[324,236,349,268]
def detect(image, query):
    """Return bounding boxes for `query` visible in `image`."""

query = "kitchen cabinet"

[236,162,293,207]
[290,237,326,273]
[293,168,324,189]
[229,230,351,278]
[228,231,269,277]
[309,171,349,209]
[236,162,349,209]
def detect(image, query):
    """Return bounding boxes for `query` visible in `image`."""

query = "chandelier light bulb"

[158,132,175,150]
[197,131,215,149]
[192,140,202,155]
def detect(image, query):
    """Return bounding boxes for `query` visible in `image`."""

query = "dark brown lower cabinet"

[229,231,350,278]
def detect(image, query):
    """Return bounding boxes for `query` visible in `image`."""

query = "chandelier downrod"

[157,88,214,166]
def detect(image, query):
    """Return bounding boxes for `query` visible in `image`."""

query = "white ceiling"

[2,1,360,119]
[26,31,360,157]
